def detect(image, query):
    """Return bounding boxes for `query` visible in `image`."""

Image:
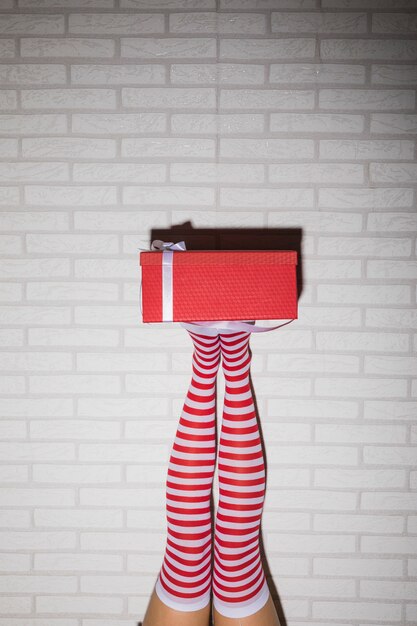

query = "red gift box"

[139,249,298,323]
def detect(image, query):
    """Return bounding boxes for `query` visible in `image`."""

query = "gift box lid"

[140,250,297,266]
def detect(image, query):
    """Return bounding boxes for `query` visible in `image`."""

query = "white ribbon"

[151,239,186,322]
[150,240,187,252]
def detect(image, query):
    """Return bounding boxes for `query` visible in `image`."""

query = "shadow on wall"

[141,221,303,626]
[150,221,303,299]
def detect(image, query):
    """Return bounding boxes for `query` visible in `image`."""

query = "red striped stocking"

[155,330,221,611]
[212,330,270,618]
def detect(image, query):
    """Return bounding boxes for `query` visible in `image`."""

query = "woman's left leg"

[212,331,280,625]
[144,329,221,626]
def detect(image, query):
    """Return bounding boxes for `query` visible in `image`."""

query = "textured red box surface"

[140,250,298,323]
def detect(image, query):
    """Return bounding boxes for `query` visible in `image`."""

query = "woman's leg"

[212,331,279,624]
[143,329,220,625]
[142,589,211,626]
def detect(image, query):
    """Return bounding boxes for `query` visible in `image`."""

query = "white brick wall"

[0,1,416,625]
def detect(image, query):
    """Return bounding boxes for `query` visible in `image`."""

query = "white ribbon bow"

[151,240,186,252]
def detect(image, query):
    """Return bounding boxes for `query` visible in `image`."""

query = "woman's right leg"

[143,329,221,626]
[212,331,280,626]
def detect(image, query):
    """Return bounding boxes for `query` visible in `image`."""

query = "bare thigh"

[212,594,281,626]
[142,588,211,626]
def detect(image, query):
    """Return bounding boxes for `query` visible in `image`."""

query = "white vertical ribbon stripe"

[162,250,174,322]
